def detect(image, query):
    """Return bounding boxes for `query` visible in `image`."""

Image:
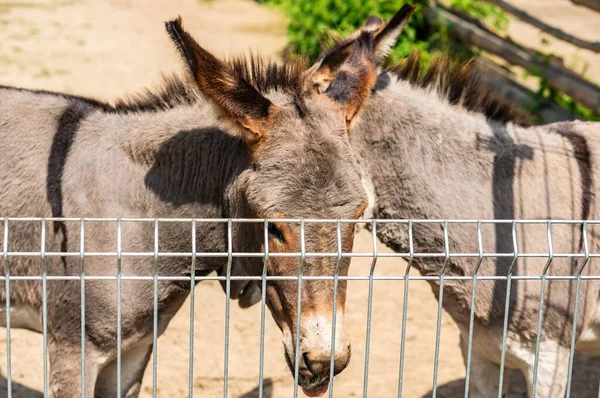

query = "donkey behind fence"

[300,5,600,397]
[0,17,379,397]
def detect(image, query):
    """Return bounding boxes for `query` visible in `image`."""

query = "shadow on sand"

[0,374,43,398]
[239,378,274,398]
[423,353,600,397]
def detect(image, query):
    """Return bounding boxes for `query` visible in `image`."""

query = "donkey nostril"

[303,352,315,374]
[302,352,329,376]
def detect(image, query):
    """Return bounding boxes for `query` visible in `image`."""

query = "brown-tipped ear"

[373,4,415,63]
[308,4,415,92]
[325,31,377,129]
[165,17,276,145]
[306,39,353,94]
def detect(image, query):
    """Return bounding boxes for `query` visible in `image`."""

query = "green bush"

[258,0,507,63]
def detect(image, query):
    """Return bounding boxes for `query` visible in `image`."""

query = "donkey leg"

[460,333,511,397]
[95,343,153,398]
[121,344,153,398]
[48,340,101,398]
[522,341,570,398]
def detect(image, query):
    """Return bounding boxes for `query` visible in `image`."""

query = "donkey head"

[308,4,415,93]
[166,17,377,395]
[233,4,417,310]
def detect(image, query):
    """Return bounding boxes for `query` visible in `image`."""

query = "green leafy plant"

[532,76,599,122]
[521,53,598,121]
[448,0,509,30]
[258,0,428,62]
[258,0,508,63]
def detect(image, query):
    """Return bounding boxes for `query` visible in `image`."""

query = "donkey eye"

[268,223,285,243]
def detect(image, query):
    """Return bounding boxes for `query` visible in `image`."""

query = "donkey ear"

[325,31,377,129]
[308,4,415,92]
[372,4,415,63]
[165,17,276,145]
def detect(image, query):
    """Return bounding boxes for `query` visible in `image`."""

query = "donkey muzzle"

[217,261,261,308]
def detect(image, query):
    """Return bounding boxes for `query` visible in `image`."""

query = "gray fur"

[0,48,369,397]
[351,70,600,396]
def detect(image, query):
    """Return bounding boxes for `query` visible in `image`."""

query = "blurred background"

[0,0,598,397]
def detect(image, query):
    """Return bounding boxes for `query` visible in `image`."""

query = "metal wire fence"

[0,217,598,397]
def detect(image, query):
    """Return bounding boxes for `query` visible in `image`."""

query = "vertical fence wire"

[566,222,589,398]
[431,221,450,397]
[293,220,306,398]
[258,221,269,398]
[531,221,555,397]
[41,219,48,397]
[3,219,11,398]
[397,221,414,398]
[188,220,197,398]
[116,219,123,396]
[328,221,343,398]
[80,220,86,398]
[223,220,233,398]
[152,220,159,398]
[4,218,600,397]
[498,221,518,397]
[362,220,378,398]
[463,221,484,397]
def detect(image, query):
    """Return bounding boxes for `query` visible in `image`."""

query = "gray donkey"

[308,5,600,397]
[0,17,378,397]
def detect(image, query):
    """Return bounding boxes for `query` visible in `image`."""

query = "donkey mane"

[113,74,199,113]
[386,51,531,126]
[0,80,195,114]
[114,55,310,112]
[227,54,310,95]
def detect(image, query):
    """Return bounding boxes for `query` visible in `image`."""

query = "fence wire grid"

[0,217,599,398]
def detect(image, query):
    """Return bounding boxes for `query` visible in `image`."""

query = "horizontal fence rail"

[0,217,598,398]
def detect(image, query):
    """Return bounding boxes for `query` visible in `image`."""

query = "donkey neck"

[99,102,250,217]
[351,74,529,255]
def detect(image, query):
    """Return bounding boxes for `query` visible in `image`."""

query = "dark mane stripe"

[227,54,309,95]
[386,51,531,126]
[0,80,191,114]
[112,74,197,113]
[0,84,111,111]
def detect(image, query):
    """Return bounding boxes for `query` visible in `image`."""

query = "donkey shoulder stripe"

[46,101,96,219]
[46,101,96,264]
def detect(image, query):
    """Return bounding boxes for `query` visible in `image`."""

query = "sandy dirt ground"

[0,0,599,397]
